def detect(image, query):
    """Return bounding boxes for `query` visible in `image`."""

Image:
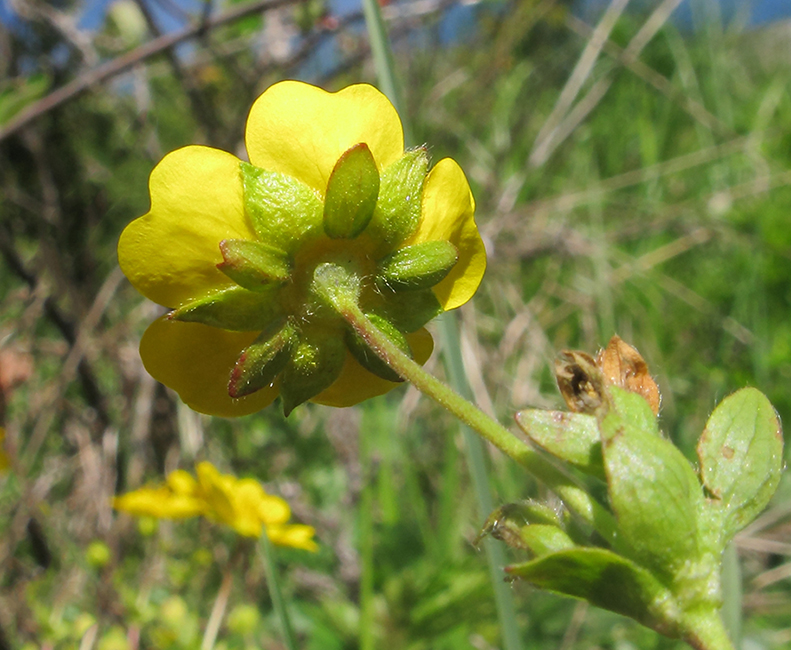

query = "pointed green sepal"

[600,387,705,582]
[279,329,346,416]
[170,286,281,332]
[228,320,297,398]
[217,239,291,291]
[323,143,380,239]
[515,410,605,481]
[241,162,323,253]
[477,501,574,556]
[377,241,458,292]
[367,148,429,249]
[346,313,410,382]
[697,387,783,541]
[379,289,443,333]
[506,548,680,636]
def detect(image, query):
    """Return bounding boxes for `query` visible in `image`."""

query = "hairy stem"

[338,299,618,543]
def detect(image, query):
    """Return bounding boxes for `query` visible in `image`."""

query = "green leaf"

[506,548,680,635]
[279,328,346,416]
[600,388,705,583]
[229,320,297,398]
[367,148,428,250]
[514,410,605,480]
[217,239,291,291]
[241,162,323,253]
[170,286,281,332]
[376,241,458,292]
[345,313,409,382]
[323,143,380,239]
[697,387,784,540]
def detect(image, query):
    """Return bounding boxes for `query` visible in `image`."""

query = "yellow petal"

[196,462,237,526]
[118,146,255,309]
[166,469,199,496]
[409,158,486,310]
[140,317,278,417]
[257,494,291,525]
[245,81,403,196]
[113,486,204,519]
[266,524,319,552]
[312,328,433,407]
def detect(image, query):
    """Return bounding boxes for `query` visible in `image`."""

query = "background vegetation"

[1,0,790,647]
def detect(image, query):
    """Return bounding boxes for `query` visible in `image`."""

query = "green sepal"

[323,143,380,239]
[378,289,443,333]
[170,286,281,332]
[514,410,605,481]
[346,313,410,383]
[217,239,290,291]
[367,148,428,250]
[228,319,297,398]
[600,388,705,583]
[477,501,575,556]
[506,548,680,636]
[697,387,783,542]
[376,241,458,292]
[241,162,323,253]
[279,329,346,416]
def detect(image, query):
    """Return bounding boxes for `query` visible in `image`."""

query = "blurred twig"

[0,228,110,429]
[0,0,300,143]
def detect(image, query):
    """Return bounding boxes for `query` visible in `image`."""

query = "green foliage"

[2,0,791,648]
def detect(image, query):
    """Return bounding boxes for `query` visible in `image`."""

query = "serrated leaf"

[506,548,680,635]
[514,410,605,480]
[601,388,705,583]
[697,387,784,540]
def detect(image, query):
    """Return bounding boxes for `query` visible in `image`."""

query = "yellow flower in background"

[113,462,317,551]
[119,80,485,417]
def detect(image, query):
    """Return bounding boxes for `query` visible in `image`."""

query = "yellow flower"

[113,461,317,551]
[119,81,485,416]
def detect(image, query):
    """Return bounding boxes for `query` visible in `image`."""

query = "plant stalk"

[258,532,298,650]
[336,299,618,544]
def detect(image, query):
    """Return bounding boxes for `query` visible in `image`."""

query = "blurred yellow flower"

[118,80,485,417]
[113,462,317,551]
